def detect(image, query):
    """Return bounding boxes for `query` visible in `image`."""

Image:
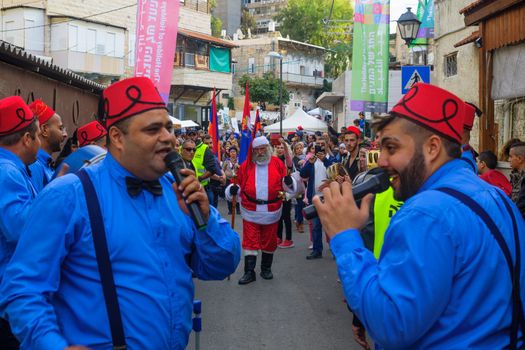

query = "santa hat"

[297,125,304,131]
[29,99,55,124]
[0,96,35,136]
[252,136,269,148]
[463,102,481,131]
[77,120,107,146]
[391,83,465,144]
[346,126,361,137]
[102,77,167,128]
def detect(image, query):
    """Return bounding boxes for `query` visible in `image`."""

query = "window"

[106,32,116,56]
[87,29,96,53]
[300,65,305,75]
[444,52,457,77]
[248,57,255,74]
[69,24,78,51]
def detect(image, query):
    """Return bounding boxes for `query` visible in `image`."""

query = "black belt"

[244,192,281,205]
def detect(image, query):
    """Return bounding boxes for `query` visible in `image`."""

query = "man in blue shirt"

[0,96,41,349]
[28,99,67,191]
[314,83,525,349]
[1,77,241,350]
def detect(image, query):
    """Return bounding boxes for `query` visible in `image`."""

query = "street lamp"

[267,51,283,135]
[397,7,427,65]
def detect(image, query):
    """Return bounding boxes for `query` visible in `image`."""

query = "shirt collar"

[419,158,470,193]
[36,149,52,166]
[103,152,136,183]
[0,147,28,173]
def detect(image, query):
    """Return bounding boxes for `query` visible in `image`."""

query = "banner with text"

[350,0,390,113]
[135,0,180,103]
[411,0,434,46]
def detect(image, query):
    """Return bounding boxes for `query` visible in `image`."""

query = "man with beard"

[28,100,67,191]
[313,83,525,349]
[340,126,360,179]
[226,136,296,284]
[0,77,240,349]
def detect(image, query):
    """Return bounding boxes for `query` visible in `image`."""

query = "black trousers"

[0,318,19,350]
[277,200,292,241]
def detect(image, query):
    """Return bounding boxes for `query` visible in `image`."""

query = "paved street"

[188,200,364,350]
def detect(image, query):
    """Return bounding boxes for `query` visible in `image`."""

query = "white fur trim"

[252,136,269,148]
[255,163,268,212]
[244,250,258,256]
[241,206,281,224]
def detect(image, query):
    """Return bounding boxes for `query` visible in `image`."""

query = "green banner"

[210,46,231,73]
[350,0,390,113]
[411,0,434,46]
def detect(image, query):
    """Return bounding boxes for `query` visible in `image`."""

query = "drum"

[52,145,107,179]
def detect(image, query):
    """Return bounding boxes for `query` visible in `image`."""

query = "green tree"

[211,16,223,37]
[274,0,354,78]
[241,8,257,35]
[238,73,290,111]
[227,97,235,110]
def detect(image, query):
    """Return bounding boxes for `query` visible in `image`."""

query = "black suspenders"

[436,187,525,349]
[76,170,127,350]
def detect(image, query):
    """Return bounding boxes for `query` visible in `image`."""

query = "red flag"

[209,88,220,159]
[241,82,250,131]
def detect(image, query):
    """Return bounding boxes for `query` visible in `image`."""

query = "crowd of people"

[0,76,525,349]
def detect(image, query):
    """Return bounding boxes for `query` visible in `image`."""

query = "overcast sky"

[390,0,419,32]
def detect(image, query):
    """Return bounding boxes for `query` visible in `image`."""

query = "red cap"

[0,96,36,136]
[297,125,303,131]
[102,77,167,128]
[346,126,361,137]
[463,102,478,131]
[391,83,464,144]
[78,120,107,146]
[29,99,55,124]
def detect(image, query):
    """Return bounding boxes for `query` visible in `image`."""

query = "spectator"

[509,142,525,219]
[477,151,512,196]
[340,126,361,180]
[274,140,294,248]
[222,147,240,215]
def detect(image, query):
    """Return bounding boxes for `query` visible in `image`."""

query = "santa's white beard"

[253,148,272,165]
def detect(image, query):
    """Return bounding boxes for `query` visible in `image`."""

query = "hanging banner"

[411,0,434,46]
[134,0,180,103]
[350,0,390,113]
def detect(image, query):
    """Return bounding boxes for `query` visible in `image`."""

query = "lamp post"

[397,7,427,65]
[268,51,283,135]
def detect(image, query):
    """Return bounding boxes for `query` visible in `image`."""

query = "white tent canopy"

[264,108,327,133]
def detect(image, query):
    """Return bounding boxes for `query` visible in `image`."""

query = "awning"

[178,29,237,48]
[316,92,344,107]
[454,31,480,48]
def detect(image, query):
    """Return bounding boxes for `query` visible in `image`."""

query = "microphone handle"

[168,166,208,230]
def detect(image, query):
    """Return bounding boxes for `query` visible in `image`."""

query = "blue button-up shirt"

[331,159,525,349]
[0,148,36,278]
[29,148,54,192]
[1,153,240,350]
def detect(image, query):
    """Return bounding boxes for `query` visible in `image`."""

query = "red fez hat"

[78,120,107,146]
[29,99,55,124]
[463,102,482,131]
[102,77,167,128]
[346,126,361,137]
[391,83,464,144]
[297,125,303,131]
[0,96,35,136]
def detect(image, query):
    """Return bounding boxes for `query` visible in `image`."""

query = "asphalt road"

[187,200,365,350]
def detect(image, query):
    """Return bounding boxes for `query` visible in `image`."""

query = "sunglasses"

[184,147,196,152]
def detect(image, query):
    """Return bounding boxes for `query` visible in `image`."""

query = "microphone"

[302,168,391,220]
[164,151,208,230]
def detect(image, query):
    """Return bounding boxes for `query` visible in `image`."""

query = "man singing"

[1,77,240,350]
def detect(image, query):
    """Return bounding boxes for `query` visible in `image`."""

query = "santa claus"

[226,136,296,285]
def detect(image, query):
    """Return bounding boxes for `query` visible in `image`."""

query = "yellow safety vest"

[192,142,209,186]
[373,187,403,259]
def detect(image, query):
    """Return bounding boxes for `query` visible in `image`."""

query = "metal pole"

[279,58,283,135]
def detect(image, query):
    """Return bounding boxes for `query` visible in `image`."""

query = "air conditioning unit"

[268,21,275,32]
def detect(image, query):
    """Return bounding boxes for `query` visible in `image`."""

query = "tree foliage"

[211,16,223,37]
[274,0,354,78]
[238,73,290,110]
[240,8,257,35]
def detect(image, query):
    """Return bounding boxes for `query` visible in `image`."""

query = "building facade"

[231,32,326,117]
[243,0,286,34]
[0,0,235,125]
[213,0,241,37]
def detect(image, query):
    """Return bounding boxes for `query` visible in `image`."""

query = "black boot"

[260,252,274,280]
[238,255,257,285]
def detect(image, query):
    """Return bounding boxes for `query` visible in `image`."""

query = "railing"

[282,72,325,86]
[175,52,210,70]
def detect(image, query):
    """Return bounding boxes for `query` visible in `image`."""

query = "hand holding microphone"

[164,152,208,230]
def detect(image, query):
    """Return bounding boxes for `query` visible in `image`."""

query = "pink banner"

[134,0,180,103]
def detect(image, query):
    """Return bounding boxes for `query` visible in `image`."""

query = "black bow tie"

[125,177,163,197]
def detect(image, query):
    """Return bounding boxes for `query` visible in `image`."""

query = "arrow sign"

[401,66,431,94]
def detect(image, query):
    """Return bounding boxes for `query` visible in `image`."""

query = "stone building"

[231,32,326,117]
[243,0,286,34]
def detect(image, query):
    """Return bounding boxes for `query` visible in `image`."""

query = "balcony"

[180,0,210,13]
[282,72,325,87]
[50,50,124,77]
[172,55,232,91]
